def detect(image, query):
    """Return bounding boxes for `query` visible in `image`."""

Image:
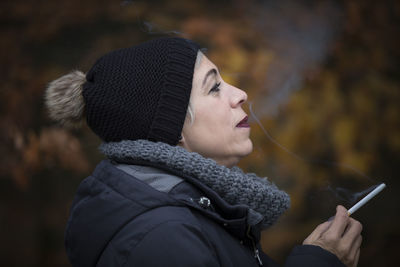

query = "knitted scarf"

[100,139,290,228]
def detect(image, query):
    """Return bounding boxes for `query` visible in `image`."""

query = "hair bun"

[45,70,86,128]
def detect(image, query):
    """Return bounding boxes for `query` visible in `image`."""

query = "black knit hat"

[82,37,199,145]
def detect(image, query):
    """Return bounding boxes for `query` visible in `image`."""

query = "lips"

[236,116,250,128]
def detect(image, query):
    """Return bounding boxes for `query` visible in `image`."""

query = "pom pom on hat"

[45,70,86,128]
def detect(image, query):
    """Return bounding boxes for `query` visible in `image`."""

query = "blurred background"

[1,0,399,266]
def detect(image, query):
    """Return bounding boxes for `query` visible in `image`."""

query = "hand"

[303,205,363,267]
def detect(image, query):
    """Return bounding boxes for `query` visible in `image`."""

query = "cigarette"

[348,183,386,216]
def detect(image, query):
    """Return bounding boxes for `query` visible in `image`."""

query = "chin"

[209,139,254,167]
[230,139,253,167]
[241,138,253,157]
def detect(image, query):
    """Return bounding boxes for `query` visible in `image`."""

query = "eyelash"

[209,82,221,94]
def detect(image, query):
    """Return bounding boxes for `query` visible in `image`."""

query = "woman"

[45,37,362,266]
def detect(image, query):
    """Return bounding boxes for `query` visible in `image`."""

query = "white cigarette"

[348,183,386,215]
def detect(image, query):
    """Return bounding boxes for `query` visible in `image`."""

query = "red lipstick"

[236,116,250,128]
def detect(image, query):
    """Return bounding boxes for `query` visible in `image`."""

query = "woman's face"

[181,53,253,167]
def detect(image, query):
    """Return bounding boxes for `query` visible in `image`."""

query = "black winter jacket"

[65,160,345,266]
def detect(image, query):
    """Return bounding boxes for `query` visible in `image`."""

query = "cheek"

[196,105,231,136]
[185,106,230,146]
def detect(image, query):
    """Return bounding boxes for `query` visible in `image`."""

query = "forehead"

[195,54,216,76]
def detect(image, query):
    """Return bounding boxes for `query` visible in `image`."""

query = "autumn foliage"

[0,0,399,266]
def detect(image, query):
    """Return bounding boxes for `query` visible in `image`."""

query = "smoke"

[120,0,134,6]
[327,184,380,206]
[249,102,382,207]
[141,21,183,36]
[249,103,372,180]
[248,0,343,116]
[119,1,183,36]
[245,1,380,206]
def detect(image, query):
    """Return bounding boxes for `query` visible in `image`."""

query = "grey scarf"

[100,139,290,228]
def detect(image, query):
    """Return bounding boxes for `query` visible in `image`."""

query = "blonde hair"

[185,51,203,124]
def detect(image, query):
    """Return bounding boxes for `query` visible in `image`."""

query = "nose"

[230,85,247,108]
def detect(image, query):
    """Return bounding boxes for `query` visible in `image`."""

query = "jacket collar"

[113,159,263,242]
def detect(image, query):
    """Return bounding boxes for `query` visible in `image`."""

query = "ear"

[177,134,186,147]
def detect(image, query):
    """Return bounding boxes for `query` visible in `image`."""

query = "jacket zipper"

[246,225,263,266]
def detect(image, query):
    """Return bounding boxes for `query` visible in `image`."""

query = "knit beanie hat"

[45,37,200,145]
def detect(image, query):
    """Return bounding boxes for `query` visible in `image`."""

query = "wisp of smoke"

[141,21,183,36]
[328,184,380,206]
[248,0,343,117]
[244,1,385,206]
[248,103,383,206]
[120,0,134,6]
[249,103,371,180]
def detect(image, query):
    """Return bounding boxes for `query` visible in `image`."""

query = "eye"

[209,82,221,94]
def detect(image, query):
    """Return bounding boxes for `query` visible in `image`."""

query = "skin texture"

[303,205,363,267]
[180,54,253,167]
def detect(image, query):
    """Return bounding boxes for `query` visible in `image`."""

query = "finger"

[342,218,363,245]
[326,205,350,237]
[314,221,332,235]
[353,248,360,267]
[348,234,362,263]
[303,221,332,244]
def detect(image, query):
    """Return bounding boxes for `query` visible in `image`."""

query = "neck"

[178,143,240,168]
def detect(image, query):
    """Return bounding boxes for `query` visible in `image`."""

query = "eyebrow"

[202,68,217,88]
